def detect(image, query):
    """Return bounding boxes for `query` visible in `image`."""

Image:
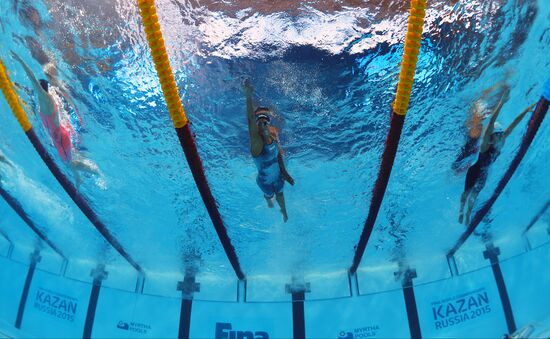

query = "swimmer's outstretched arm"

[244,80,263,157]
[503,103,536,139]
[11,52,55,117]
[480,88,507,152]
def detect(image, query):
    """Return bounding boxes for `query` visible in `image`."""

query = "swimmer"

[11,52,103,190]
[458,91,536,225]
[244,79,294,222]
[453,79,511,173]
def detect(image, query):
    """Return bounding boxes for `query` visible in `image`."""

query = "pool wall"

[1,239,549,338]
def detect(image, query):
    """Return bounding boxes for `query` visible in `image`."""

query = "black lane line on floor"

[15,251,40,329]
[25,129,142,273]
[179,299,193,339]
[292,291,306,339]
[402,270,421,339]
[176,125,244,280]
[82,266,107,339]
[484,245,516,334]
[523,200,550,235]
[177,274,199,339]
[0,186,65,260]
[448,98,549,258]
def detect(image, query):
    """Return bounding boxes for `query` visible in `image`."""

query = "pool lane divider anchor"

[0,59,143,275]
[177,271,200,339]
[395,267,421,339]
[286,277,310,339]
[522,200,550,251]
[348,271,360,296]
[349,0,427,275]
[447,78,550,260]
[135,271,146,294]
[483,243,516,335]
[237,279,247,302]
[136,0,244,281]
[15,249,41,329]
[82,264,108,339]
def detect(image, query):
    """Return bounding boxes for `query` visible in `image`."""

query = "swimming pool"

[0,0,549,337]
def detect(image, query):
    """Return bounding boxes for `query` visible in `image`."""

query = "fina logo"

[215,322,269,339]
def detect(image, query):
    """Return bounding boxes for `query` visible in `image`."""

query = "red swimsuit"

[40,103,73,163]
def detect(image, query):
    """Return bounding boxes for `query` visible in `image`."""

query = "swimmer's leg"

[275,192,288,222]
[464,190,479,226]
[264,194,274,208]
[71,158,100,175]
[73,167,82,191]
[459,189,470,224]
[71,154,107,189]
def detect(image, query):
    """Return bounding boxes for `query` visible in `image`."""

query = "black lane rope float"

[447,77,550,259]
[0,185,66,260]
[349,0,427,274]
[136,0,244,280]
[0,60,143,273]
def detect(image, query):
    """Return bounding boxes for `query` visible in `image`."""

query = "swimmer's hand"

[243,78,253,93]
[283,172,295,186]
[11,51,22,62]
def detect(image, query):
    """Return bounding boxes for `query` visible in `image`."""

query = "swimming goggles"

[255,113,271,124]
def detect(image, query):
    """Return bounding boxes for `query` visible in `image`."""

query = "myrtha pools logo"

[215,322,269,339]
[117,320,151,334]
[338,325,380,338]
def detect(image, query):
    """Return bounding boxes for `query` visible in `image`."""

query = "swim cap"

[543,75,550,101]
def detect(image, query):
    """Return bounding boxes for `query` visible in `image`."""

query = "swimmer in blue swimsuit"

[458,90,535,225]
[244,80,295,222]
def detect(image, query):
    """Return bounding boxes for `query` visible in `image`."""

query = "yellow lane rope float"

[0,59,32,132]
[137,0,188,128]
[392,0,427,116]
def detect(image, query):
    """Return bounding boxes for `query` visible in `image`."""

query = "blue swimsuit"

[254,141,284,198]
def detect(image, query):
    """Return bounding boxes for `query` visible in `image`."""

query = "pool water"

[0,0,549,338]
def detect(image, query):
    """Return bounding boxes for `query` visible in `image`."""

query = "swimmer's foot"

[265,196,274,208]
[281,210,288,223]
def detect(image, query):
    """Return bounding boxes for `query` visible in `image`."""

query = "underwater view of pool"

[0,0,549,338]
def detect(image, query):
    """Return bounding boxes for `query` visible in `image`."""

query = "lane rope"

[137,0,188,128]
[0,60,32,131]
[392,0,427,116]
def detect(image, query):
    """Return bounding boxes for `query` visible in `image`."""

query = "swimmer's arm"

[479,81,504,100]
[277,152,294,186]
[503,103,536,139]
[480,92,505,152]
[479,72,512,100]
[12,52,42,94]
[244,80,263,157]
[61,89,83,124]
[11,52,55,116]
